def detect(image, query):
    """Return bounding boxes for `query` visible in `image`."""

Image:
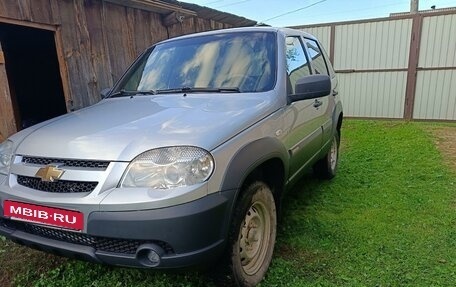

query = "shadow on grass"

[269,171,338,284]
[0,238,67,287]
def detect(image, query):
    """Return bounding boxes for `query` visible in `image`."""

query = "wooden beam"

[162,11,185,27]
[329,24,335,65]
[104,0,197,16]
[54,26,73,112]
[0,16,57,31]
[403,14,423,120]
[410,0,419,14]
[0,42,18,139]
[336,68,408,73]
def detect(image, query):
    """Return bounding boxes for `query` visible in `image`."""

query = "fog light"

[147,250,161,266]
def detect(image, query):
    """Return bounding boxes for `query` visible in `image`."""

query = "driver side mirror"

[288,75,331,103]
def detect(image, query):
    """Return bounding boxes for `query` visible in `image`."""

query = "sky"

[184,0,456,26]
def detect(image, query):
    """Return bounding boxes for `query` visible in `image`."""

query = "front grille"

[0,219,174,255]
[17,175,97,193]
[22,156,110,169]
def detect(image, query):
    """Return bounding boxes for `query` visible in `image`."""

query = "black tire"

[226,181,277,287]
[313,132,340,179]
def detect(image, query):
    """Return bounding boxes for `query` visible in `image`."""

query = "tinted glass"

[304,38,329,75]
[117,32,277,93]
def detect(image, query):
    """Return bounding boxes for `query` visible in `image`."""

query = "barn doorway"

[0,23,67,129]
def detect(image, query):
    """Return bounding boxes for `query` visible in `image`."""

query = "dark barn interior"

[0,23,67,129]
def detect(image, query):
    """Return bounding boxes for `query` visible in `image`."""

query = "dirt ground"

[428,126,456,172]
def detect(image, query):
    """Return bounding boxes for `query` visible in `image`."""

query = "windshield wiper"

[155,87,241,94]
[109,89,156,98]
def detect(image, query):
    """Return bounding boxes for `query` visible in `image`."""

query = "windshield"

[114,32,277,94]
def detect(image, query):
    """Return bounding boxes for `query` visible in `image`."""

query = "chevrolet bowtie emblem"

[35,165,65,182]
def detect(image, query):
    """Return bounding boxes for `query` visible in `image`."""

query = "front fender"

[220,137,289,191]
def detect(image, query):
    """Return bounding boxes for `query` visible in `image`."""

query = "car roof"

[157,26,318,45]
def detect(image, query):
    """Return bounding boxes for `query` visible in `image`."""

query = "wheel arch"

[220,137,289,219]
[221,137,288,191]
[332,102,343,136]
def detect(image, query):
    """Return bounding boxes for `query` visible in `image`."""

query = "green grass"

[5,120,456,286]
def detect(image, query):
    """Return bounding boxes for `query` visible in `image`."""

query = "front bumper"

[0,189,236,268]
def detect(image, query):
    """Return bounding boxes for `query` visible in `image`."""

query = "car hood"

[15,93,278,161]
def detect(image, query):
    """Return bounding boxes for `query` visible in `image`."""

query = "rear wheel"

[314,132,340,179]
[227,181,277,287]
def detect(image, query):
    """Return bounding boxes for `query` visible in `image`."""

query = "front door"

[283,36,324,180]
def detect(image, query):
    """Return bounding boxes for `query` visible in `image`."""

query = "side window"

[285,36,311,94]
[304,38,329,75]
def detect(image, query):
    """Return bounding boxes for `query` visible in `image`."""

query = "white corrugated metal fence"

[293,9,456,121]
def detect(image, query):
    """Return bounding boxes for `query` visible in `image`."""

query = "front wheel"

[227,181,277,287]
[314,132,340,179]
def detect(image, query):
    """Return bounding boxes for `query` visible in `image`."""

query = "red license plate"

[3,200,84,231]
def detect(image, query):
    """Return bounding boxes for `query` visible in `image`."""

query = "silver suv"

[0,27,342,286]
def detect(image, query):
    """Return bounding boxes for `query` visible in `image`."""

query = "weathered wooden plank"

[148,12,168,44]
[132,9,151,54]
[166,22,183,39]
[83,0,113,102]
[49,0,61,24]
[102,1,136,83]
[17,0,32,21]
[195,17,205,32]
[0,42,18,139]
[0,0,22,19]
[214,21,224,30]
[126,7,137,57]
[195,18,211,33]
[136,8,168,48]
[54,27,72,112]
[54,0,94,110]
[181,16,196,35]
[30,0,54,24]
[72,0,97,108]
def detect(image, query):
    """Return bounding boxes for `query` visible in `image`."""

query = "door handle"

[313,99,323,108]
[332,89,338,96]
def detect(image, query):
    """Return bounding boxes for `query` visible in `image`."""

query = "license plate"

[3,200,84,231]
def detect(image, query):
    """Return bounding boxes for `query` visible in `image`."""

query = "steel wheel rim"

[239,200,271,275]
[330,136,338,171]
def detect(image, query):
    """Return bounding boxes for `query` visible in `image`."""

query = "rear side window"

[304,38,329,76]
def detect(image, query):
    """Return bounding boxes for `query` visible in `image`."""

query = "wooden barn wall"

[0,0,233,139]
[0,42,14,142]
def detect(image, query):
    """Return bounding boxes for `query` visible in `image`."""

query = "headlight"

[0,140,14,175]
[120,146,214,189]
